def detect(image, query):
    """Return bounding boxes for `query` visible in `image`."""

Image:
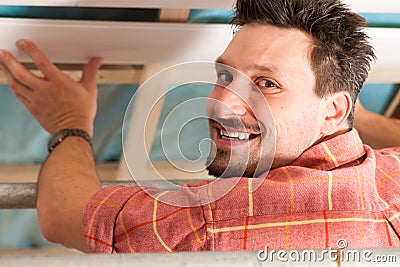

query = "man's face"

[206,24,327,178]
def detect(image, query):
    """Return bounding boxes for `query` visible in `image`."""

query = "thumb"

[81,57,102,88]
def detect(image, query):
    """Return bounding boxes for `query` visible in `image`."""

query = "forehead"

[219,24,314,72]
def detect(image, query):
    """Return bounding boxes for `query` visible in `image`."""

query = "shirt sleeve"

[82,185,207,253]
[82,185,138,253]
[375,147,400,239]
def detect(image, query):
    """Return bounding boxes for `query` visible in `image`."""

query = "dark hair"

[231,0,375,127]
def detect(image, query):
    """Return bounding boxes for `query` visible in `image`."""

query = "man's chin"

[206,162,256,178]
[205,148,263,178]
[206,166,232,178]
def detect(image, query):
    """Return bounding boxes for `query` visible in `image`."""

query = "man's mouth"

[209,118,263,146]
[219,129,259,141]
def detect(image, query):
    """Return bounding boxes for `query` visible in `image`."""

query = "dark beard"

[206,147,257,178]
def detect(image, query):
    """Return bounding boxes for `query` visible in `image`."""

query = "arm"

[354,100,400,149]
[0,40,102,252]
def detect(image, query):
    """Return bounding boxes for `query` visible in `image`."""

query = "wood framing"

[385,88,400,118]
[0,64,143,84]
[158,9,191,23]
[0,162,119,182]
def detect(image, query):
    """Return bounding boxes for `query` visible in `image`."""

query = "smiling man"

[1,0,400,253]
[207,24,334,178]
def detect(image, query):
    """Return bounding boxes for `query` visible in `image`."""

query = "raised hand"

[0,39,102,137]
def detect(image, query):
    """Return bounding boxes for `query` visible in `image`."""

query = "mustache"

[209,116,264,133]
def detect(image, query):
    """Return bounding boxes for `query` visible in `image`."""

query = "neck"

[313,128,351,146]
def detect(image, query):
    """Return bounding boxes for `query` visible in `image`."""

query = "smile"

[219,129,250,140]
[218,128,260,141]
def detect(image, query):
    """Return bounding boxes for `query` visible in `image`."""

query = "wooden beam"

[391,104,400,119]
[384,88,400,118]
[0,64,143,84]
[0,161,209,183]
[116,64,170,181]
[158,8,190,23]
[0,162,119,183]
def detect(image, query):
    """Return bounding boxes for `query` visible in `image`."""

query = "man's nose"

[213,87,247,118]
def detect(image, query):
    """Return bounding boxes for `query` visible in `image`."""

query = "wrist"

[51,119,94,138]
[48,128,93,153]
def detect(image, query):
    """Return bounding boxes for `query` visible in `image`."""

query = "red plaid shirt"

[83,129,400,253]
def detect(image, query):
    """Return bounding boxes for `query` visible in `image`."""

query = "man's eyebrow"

[247,63,279,73]
[215,57,279,73]
[215,57,227,65]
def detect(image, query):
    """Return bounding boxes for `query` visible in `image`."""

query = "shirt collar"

[291,129,366,171]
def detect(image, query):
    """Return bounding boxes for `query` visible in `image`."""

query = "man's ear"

[320,91,352,135]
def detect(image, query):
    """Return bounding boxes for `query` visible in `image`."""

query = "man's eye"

[217,71,233,86]
[254,78,280,92]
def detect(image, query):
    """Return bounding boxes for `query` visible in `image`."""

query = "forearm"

[0,40,103,252]
[37,136,101,252]
[354,107,400,149]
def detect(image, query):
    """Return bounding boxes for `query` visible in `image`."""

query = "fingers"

[1,39,101,91]
[80,57,102,89]
[0,49,43,90]
[0,62,34,106]
[16,39,62,80]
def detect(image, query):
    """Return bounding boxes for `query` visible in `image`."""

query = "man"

[0,0,399,253]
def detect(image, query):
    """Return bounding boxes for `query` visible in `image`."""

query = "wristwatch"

[47,129,93,152]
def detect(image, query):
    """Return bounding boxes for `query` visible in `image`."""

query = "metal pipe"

[0,182,37,209]
[0,180,203,209]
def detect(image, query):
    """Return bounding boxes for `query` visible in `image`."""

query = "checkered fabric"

[83,129,400,253]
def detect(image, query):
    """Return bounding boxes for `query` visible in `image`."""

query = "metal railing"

[0,180,203,209]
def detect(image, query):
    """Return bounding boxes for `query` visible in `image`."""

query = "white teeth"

[219,129,250,140]
[238,132,248,140]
